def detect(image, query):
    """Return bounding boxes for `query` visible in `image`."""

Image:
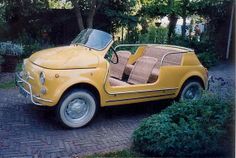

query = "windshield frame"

[71,29,113,51]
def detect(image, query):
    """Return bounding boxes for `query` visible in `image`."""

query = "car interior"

[108,46,184,86]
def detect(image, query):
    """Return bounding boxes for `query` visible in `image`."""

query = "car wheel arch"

[177,75,205,97]
[183,76,205,88]
[57,82,101,107]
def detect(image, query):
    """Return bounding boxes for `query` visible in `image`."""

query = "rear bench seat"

[124,46,183,83]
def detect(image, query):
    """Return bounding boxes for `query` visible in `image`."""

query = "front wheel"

[57,89,97,128]
[179,80,203,101]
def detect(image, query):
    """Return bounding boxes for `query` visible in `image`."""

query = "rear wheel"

[179,80,203,101]
[57,89,97,128]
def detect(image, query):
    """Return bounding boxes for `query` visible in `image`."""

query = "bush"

[169,35,191,47]
[16,32,54,58]
[170,35,215,54]
[0,41,24,56]
[197,52,218,68]
[139,26,168,44]
[170,35,219,68]
[132,92,234,157]
[0,3,6,26]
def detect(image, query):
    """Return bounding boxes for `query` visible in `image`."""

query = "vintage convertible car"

[16,29,209,128]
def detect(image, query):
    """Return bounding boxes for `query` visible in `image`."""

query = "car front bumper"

[15,72,53,106]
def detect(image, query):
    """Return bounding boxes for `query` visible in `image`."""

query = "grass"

[0,80,15,89]
[16,62,22,72]
[0,54,22,89]
[83,149,144,158]
[0,56,19,89]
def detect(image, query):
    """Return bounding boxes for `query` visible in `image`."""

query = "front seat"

[109,51,131,86]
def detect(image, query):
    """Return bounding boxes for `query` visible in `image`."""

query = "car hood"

[29,45,99,69]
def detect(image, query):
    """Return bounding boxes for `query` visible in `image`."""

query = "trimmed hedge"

[132,93,234,157]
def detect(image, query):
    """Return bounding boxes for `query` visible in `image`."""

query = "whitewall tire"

[57,89,97,128]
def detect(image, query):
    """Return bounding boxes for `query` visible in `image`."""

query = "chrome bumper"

[15,72,53,105]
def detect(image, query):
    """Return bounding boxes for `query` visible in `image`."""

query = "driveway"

[0,62,234,157]
[0,88,168,157]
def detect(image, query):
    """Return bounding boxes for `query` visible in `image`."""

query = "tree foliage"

[3,0,49,16]
[0,3,6,26]
[48,0,72,9]
[67,0,137,31]
[140,0,194,41]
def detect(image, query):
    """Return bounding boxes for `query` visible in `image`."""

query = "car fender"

[176,71,206,97]
[53,76,101,105]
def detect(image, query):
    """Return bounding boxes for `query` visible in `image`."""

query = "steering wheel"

[105,47,119,64]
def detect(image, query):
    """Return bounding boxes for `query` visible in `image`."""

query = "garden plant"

[132,92,234,157]
[0,41,24,72]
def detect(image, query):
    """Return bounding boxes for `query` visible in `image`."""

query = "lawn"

[0,80,15,89]
[0,61,22,89]
[83,149,144,158]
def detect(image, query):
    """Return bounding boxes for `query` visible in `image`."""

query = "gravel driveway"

[0,62,234,157]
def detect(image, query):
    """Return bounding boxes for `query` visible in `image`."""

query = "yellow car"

[16,29,209,128]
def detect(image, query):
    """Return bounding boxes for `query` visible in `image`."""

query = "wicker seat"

[109,56,157,86]
[124,46,183,83]
[128,56,157,84]
[109,51,131,80]
[109,51,131,86]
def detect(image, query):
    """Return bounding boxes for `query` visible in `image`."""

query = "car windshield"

[71,29,113,51]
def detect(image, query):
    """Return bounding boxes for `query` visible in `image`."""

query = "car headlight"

[39,72,46,85]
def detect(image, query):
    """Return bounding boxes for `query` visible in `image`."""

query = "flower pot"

[1,55,18,72]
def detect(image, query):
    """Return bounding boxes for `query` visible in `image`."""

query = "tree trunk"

[168,14,178,43]
[86,0,96,28]
[189,19,194,39]
[182,16,187,37]
[86,0,102,28]
[167,0,178,43]
[181,0,188,37]
[71,0,84,31]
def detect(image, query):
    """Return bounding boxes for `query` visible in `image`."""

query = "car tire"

[57,89,97,128]
[178,80,203,101]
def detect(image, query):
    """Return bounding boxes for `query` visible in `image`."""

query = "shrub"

[155,27,168,44]
[170,36,190,47]
[170,35,215,54]
[170,35,219,68]
[132,92,234,157]
[197,52,218,68]
[16,32,54,58]
[139,26,168,44]
[22,42,42,57]
[0,41,24,56]
[16,33,42,57]
[0,3,6,26]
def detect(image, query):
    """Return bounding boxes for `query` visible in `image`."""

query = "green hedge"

[197,52,218,68]
[132,92,234,157]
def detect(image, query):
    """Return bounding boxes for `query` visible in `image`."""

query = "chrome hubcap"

[65,99,89,120]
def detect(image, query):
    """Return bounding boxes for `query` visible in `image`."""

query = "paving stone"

[0,63,234,157]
